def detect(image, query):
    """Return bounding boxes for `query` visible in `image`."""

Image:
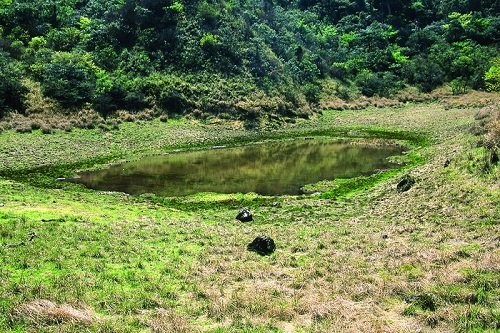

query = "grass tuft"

[12,299,95,326]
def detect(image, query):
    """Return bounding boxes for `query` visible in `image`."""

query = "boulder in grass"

[236,208,253,222]
[397,174,415,193]
[247,235,276,255]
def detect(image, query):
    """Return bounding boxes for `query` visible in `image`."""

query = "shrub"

[303,82,321,105]
[71,109,104,129]
[484,58,500,92]
[40,124,53,134]
[335,84,358,102]
[159,91,192,114]
[15,124,32,133]
[124,91,149,111]
[41,53,97,108]
[0,59,28,117]
[402,57,445,93]
[355,70,400,97]
[450,77,470,95]
[22,79,56,115]
[30,120,42,130]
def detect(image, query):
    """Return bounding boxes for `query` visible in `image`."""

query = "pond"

[68,139,405,196]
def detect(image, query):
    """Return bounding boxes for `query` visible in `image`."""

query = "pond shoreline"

[0,124,424,195]
[66,138,408,197]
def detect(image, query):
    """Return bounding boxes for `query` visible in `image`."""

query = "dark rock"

[247,235,276,255]
[27,231,36,242]
[490,149,499,165]
[404,293,437,311]
[397,174,416,193]
[236,208,253,222]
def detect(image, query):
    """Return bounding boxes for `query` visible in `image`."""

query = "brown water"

[69,139,404,196]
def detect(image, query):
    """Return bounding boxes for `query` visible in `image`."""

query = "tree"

[0,53,27,116]
[41,52,97,108]
[402,56,445,93]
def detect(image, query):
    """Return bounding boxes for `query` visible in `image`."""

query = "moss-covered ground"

[0,98,499,332]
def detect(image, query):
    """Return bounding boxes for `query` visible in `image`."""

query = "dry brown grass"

[485,119,500,148]
[12,299,95,326]
[439,90,498,109]
[22,79,58,116]
[145,308,195,333]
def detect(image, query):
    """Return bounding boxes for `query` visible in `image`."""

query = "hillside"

[1,0,499,128]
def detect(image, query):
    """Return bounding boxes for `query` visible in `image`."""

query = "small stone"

[247,235,276,255]
[236,208,253,222]
[404,294,421,303]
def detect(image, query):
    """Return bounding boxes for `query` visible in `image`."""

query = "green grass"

[0,100,499,332]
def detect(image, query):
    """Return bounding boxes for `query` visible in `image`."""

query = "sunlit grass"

[0,99,499,332]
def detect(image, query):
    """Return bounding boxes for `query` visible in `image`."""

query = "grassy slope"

[0,99,499,332]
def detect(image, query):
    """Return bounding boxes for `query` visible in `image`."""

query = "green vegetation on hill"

[0,0,499,124]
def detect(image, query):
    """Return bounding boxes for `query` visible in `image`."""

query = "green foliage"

[197,1,221,28]
[484,58,500,92]
[402,56,445,93]
[0,54,28,116]
[450,77,470,95]
[355,70,401,97]
[200,32,218,49]
[40,52,97,108]
[303,82,321,105]
[0,0,499,119]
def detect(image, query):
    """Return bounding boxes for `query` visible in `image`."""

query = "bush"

[484,58,500,92]
[159,91,192,114]
[485,120,500,149]
[402,57,446,93]
[355,70,400,97]
[303,82,321,105]
[124,91,149,111]
[71,109,103,129]
[40,52,98,109]
[0,58,28,117]
[450,77,469,95]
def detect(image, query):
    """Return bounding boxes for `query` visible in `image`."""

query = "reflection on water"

[69,139,404,196]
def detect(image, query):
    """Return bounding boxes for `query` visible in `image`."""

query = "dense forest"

[1,0,499,125]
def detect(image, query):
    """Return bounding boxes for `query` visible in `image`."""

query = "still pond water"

[70,139,404,196]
